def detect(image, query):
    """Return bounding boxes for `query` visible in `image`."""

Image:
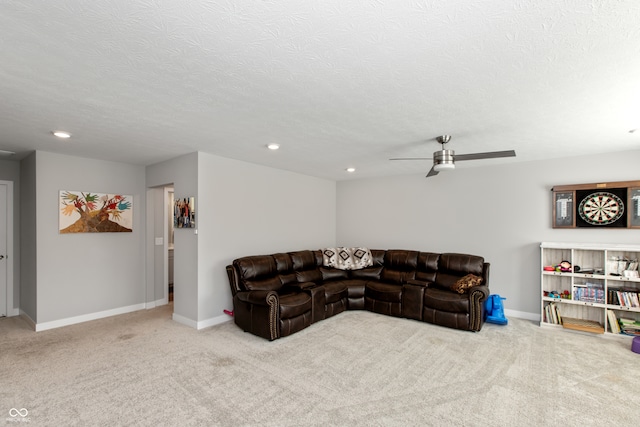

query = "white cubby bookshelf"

[540,242,640,337]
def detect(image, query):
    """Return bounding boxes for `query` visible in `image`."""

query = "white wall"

[197,153,336,324]
[337,149,640,319]
[34,151,146,324]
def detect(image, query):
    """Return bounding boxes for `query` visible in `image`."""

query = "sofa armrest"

[236,290,279,306]
[469,285,490,301]
[468,285,490,332]
[406,279,430,288]
[234,290,280,340]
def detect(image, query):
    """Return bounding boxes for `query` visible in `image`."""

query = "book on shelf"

[607,310,621,334]
[574,283,605,303]
[608,288,640,308]
[618,317,640,336]
[544,302,562,325]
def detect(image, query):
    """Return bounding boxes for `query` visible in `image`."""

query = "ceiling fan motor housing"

[433,149,455,171]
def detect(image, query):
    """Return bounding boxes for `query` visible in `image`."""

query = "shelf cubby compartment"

[606,308,640,336]
[572,249,604,275]
[572,278,605,304]
[541,273,571,296]
[542,248,571,270]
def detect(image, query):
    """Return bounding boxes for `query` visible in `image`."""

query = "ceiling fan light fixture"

[433,162,455,171]
[433,149,455,171]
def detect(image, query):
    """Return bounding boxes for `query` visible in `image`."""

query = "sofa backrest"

[415,252,440,283]
[434,253,486,289]
[229,249,488,293]
[272,252,297,286]
[290,250,324,283]
[233,255,283,292]
[381,250,419,284]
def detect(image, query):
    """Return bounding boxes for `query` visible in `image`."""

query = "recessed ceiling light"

[346,167,356,173]
[52,131,71,139]
[267,143,280,150]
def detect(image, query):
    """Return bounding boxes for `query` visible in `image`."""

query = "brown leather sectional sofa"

[226,249,490,341]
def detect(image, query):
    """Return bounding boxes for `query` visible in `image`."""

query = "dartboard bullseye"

[578,191,624,225]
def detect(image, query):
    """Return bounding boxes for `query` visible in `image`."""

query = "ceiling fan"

[390,135,516,178]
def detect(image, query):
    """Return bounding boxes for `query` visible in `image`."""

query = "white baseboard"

[34,303,146,332]
[197,314,232,330]
[19,310,36,330]
[504,308,540,322]
[172,312,198,328]
[145,298,168,309]
[171,312,232,330]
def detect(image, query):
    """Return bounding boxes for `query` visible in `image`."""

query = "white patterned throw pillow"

[323,248,339,268]
[322,247,373,270]
[351,247,373,269]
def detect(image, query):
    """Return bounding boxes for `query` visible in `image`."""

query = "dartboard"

[578,191,624,225]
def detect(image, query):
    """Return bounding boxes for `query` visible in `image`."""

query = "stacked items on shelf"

[544,302,562,325]
[607,310,640,335]
[607,257,639,277]
[619,317,640,336]
[607,288,640,307]
[573,282,605,303]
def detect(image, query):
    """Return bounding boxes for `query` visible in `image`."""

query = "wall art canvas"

[174,196,195,228]
[59,191,133,233]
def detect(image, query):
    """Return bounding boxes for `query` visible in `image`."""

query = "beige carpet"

[1,305,639,427]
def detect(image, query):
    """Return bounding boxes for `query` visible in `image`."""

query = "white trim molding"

[504,308,539,322]
[196,314,232,330]
[34,303,146,332]
[171,313,231,330]
[145,298,169,310]
[172,312,198,329]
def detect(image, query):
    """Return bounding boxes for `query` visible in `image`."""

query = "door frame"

[0,180,15,317]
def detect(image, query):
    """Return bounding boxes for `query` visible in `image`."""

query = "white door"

[0,183,7,317]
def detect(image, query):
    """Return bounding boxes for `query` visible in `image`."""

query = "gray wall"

[146,152,336,327]
[146,153,198,324]
[197,153,336,323]
[20,145,637,326]
[33,151,146,323]
[336,149,640,318]
[0,159,21,312]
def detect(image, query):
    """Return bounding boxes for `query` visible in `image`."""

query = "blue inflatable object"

[485,294,508,325]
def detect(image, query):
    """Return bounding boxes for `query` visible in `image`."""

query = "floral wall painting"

[59,191,133,233]
[175,196,195,229]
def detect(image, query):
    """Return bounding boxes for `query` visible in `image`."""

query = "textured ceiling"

[1,1,639,180]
